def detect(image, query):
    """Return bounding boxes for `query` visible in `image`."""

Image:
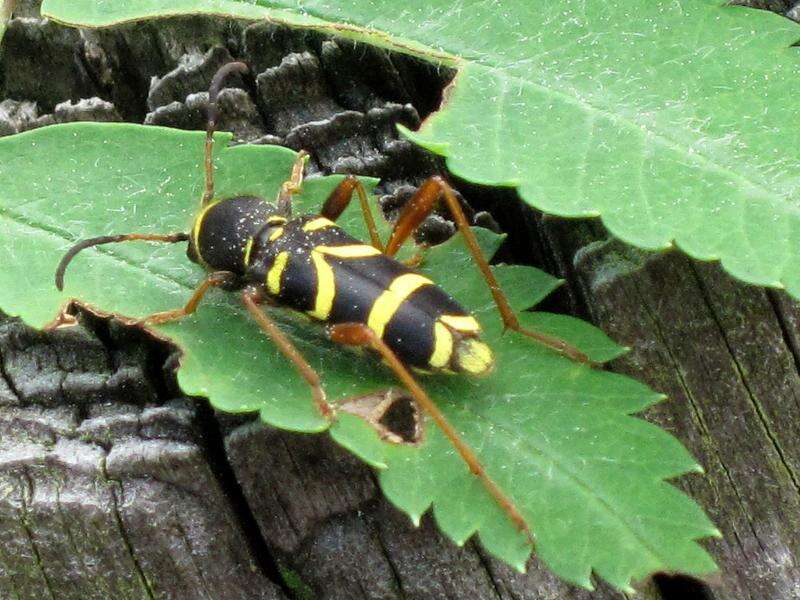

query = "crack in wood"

[689,264,800,499]
[100,459,157,600]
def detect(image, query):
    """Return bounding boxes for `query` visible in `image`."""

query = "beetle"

[55,62,591,541]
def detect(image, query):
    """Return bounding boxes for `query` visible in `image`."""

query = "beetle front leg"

[136,271,236,326]
[242,287,335,421]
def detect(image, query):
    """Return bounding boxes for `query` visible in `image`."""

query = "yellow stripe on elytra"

[367,273,433,339]
[303,217,335,232]
[439,314,481,333]
[243,237,254,266]
[268,227,284,242]
[429,322,453,369]
[266,251,289,295]
[317,245,381,258]
[308,252,335,319]
[267,216,287,225]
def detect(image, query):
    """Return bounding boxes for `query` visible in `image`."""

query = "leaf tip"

[711,528,724,539]
[366,458,389,470]
[397,123,450,155]
[575,577,594,591]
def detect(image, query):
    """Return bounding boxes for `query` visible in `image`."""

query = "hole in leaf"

[340,388,422,445]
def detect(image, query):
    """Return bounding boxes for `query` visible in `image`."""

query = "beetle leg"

[242,287,334,421]
[203,61,250,206]
[320,175,385,252]
[275,150,310,216]
[386,177,595,365]
[135,271,236,325]
[329,322,533,544]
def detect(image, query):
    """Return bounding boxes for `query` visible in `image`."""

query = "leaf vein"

[0,205,196,294]
[475,66,797,216]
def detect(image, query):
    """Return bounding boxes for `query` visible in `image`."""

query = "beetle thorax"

[188,196,278,273]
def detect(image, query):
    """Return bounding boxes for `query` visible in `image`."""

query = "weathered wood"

[0,314,284,599]
[1,1,799,598]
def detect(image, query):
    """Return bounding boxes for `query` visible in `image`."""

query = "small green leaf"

[41,0,800,300]
[0,0,15,43]
[522,312,630,364]
[0,123,717,590]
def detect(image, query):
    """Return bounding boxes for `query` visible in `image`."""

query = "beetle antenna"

[55,232,189,291]
[203,61,251,206]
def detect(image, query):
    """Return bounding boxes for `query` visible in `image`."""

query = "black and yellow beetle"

[55,62,591,540]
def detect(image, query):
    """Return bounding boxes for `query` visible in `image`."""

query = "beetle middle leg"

[242,287,334,420]
[384,177,594,365]
[330,321,533,543]
[319,175,385,251]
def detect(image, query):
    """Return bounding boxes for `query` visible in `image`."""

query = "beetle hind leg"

[329,322,533,543]
[385,177,595,365]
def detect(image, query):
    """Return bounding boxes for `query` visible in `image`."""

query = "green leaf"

[0,0,12,43]
[0,123,718,590]
[41,0,800,300]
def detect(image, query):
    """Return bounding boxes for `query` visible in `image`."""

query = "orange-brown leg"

[203,61,250,206]
[272,150,310,216]
[329,322,533,543]
[320,175,385,252]
[242,287,334,420]
[136,271,235,325]
[385,177,593,365]
[55,232,189,291]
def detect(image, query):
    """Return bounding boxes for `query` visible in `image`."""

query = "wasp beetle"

[55,62,591,540]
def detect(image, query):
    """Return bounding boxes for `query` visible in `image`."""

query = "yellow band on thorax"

[191,200,219,267]
[243,238,255,267]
